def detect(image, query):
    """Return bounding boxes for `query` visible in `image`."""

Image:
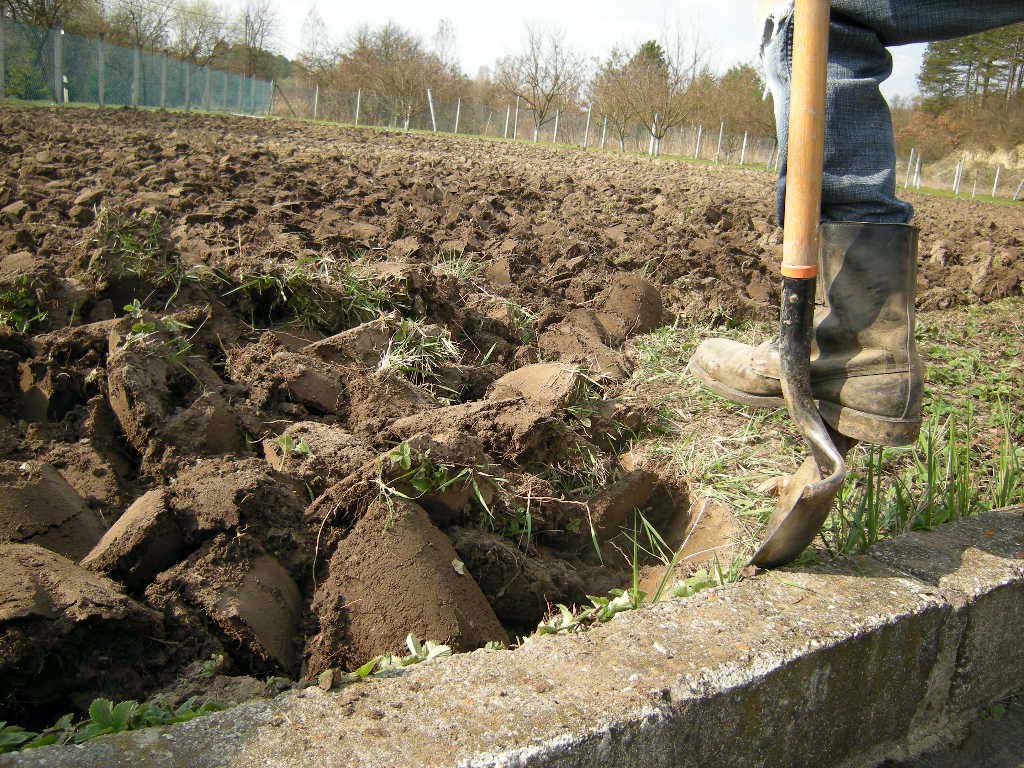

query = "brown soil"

[0,105,1020,725]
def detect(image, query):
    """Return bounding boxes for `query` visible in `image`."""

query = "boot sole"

[687,359,920,447]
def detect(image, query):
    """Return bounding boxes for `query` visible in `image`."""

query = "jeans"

[763,2,1024,224]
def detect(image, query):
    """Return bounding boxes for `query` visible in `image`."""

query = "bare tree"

[432,17,457,74]
[169,0,226,65]
[590,47,636,151]
[2,0,89,28]
[107,0,171,48]
[234,0,277,77]
[497,25,585,140]
[297,4,334,78]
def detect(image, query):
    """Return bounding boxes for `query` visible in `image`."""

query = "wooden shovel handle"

[781,0,830,279]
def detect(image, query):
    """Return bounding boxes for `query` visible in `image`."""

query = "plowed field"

[1,105,1021,727]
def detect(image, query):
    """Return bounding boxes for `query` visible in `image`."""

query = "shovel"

[751,0,852,569]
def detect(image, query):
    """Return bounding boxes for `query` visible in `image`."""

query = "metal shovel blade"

[751,431,855,568]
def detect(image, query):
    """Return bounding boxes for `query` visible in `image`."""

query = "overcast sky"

[273,1,925,100]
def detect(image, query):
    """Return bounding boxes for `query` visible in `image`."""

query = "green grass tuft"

[0,275,47,332]
[0,697,224,754]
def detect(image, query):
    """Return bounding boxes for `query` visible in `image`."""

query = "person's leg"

[689,3,1023,446]
[763,2,1024,224]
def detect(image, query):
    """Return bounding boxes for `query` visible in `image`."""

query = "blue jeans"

[763,2,1024,224]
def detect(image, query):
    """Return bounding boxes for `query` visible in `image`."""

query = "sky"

[274,0,925,100]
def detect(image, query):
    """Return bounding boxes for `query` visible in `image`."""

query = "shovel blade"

[750,455,835,568]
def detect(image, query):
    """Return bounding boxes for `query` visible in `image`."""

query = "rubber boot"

[688,221,922,447]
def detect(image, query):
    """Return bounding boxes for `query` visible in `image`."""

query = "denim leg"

[763,2,1024,224]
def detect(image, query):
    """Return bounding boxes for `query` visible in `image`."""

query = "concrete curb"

[4,507,1022,768]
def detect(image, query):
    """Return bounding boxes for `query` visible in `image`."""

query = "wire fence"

[0,15,272,114]
[896,149,1024,201]
[272,81,1024,200]
[2,15,1020,202]
[272,80,783,168]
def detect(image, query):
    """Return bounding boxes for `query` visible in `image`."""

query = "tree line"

[896,22,1024,160]
[5,3,1018,160]
[296,14,775,150]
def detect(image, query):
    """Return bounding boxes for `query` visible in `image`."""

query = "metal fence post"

[991,165,1001,198]
[913,155,922,188]
[249,74,256,113]
[715,121,724,163]
[503,104,510,138]
[236,75,242,111]
[453,97,460,133]
[582,103,592,148]
[426,87,436,132]
[312,83,319,119]
[53,27,64,104]
[971,169,978,199]
[159,52,167,108]
[694,124,703,159]
[268,79,275,115]
[1014,178,1023,201]
[96,37,105,107]
[552,109,559,144]
[739,131,748,165]
[131,44,141,106]
[512,95,519,140]
[601,115,607,149]
[0,13,6,101]
[184,63,191,111]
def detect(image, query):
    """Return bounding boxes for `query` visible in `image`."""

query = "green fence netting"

[0,16,272,114]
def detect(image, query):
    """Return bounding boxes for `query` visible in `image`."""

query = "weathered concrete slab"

[867,510,1024,715]
[3,508,1021,768]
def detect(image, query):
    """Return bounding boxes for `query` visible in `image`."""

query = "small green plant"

[0,275,47,332]
[197,653,226,679]
[377,319,462,389]
[500,506,535,549]
[121,300,194,367]
[669,556,746,598]
[275,434,312,459]
[0,698,224,754]
[322,634,453,689]
[0,722,37,753]
[536,588,646,634]
[378,441,502,521]
[536,551,743,636]
[504,300,537,344]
